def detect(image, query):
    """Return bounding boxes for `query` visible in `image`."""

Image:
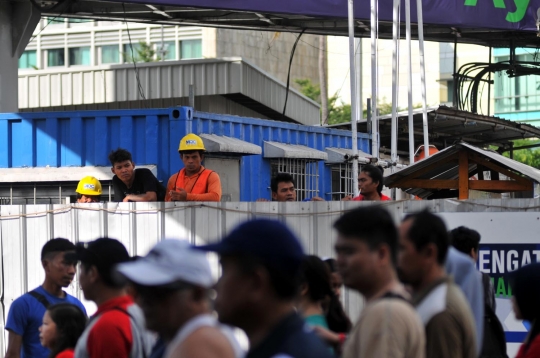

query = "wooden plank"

[469,180,532,191]
[468,152,529,184]
[459,150,469,199]
[398,179,458,189]
[389,153,459,188]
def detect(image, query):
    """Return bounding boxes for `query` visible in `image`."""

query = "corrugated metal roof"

[200,134,262,155]
[263,141,328,160]
[18,58,321,126]
[385,142,540,198]
[327,105,540,154]
[0,165,157,183]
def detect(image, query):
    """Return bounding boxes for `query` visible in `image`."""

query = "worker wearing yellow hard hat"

[165,133,222,202]
[76,176,102,203]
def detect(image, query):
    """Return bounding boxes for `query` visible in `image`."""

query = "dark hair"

[180,150,204,156]
[46,303,87,358]
[324,258,337,273]
[300,255,333,302]
[41,239,76,261]
[403,209,449,265]
[449,226,480,256]
[326,295,352,333]
[334,206,399,266]
[271,173,296,193]
[108,148,133,166]
[361,164,384,194]
[76,194,100,201]
[232,254,300,300]
[449,226,481,257]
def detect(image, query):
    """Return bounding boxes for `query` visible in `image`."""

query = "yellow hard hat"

[76,176,102,196]
[178,133,206,152]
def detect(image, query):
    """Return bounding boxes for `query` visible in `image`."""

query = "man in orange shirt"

[165,133,222,202]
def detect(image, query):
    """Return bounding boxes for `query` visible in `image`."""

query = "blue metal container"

[0,107,370,200]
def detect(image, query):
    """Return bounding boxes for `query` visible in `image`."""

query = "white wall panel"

[3,199,540,355]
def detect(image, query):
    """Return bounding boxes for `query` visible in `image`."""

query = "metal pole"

[348,0,360,197]
[355,38,362,122]
[406,0,414,165]
[416,0,430,158]
[488,46,492,116]
[371,0,379,158]
[390,0,400,173]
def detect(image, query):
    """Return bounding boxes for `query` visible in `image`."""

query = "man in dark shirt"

[196,219,333,358]
[109,148,166,202]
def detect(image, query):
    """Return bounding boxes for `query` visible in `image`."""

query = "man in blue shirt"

[5,238,87,358]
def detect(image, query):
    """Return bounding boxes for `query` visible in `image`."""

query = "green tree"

[502,139,540,168]
[124,41,162,63]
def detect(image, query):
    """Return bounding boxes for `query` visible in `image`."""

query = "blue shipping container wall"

[0,107,370,201]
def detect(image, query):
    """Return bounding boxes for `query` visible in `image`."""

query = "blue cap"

[196,219,305,270]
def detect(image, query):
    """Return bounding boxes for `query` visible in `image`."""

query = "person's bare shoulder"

[169,326,236,358]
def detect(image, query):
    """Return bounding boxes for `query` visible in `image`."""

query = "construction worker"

[76,176,102,203]
[165,134,222,202]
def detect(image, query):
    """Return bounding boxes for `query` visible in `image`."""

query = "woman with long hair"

[39,303,87,358]
[511,262,540,358]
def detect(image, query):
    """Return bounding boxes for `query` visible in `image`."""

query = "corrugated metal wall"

[0,107,370,201]
[18,59,321,126]
[2,198,540,355]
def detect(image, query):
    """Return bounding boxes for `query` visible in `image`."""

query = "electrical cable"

[29,10,68,45]
[122,3,147,103]
[282,29,306,118]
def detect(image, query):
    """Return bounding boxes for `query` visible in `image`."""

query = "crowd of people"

[5,207,540,358]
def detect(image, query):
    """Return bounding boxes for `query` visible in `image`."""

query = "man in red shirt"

[342,165,391,201]
[73,238,153,358]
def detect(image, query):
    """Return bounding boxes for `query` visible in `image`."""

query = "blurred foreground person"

[333,206,425,358]
[39,303,87,358]
[398,210,476,358]
[116,239,242,358]
[197,219,333,358]
[510,263,540,358]
[74,238,153,358]
[323,259,352,335]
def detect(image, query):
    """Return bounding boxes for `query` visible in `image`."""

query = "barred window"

[271,159,319,201]
[330,163,356,200]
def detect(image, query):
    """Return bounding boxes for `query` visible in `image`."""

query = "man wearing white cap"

[116,239,243,358]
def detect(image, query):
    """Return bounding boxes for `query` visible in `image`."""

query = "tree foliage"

[123,41,162,63]
[502,139,540,168]
[294,78,417,125]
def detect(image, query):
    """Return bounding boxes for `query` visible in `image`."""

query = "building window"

[19,50,37,69]
[47,49,65,67]
[331,164,356,200]
[157,41,176,60]
[271,159,319,201]
[446,80,454,104]
[68,47,91,66]
[101,45,120,64]
[494,53,540,113]
[181,39,202,59]
[123,43,142,63]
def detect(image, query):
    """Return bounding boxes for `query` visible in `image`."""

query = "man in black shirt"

[109,148,166,202]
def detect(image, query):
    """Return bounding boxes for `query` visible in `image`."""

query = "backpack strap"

[28,290,50,309]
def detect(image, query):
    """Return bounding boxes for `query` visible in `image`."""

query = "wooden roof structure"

[384,142,540,200]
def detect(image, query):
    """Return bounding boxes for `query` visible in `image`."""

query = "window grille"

[271,159,319,201]
[330,163,360,200]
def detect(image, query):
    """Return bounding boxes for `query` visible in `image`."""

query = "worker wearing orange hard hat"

[165,133,222,202]
[76,176,102,203]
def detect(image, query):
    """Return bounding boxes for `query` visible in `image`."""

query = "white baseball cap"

[116,239,214,288]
